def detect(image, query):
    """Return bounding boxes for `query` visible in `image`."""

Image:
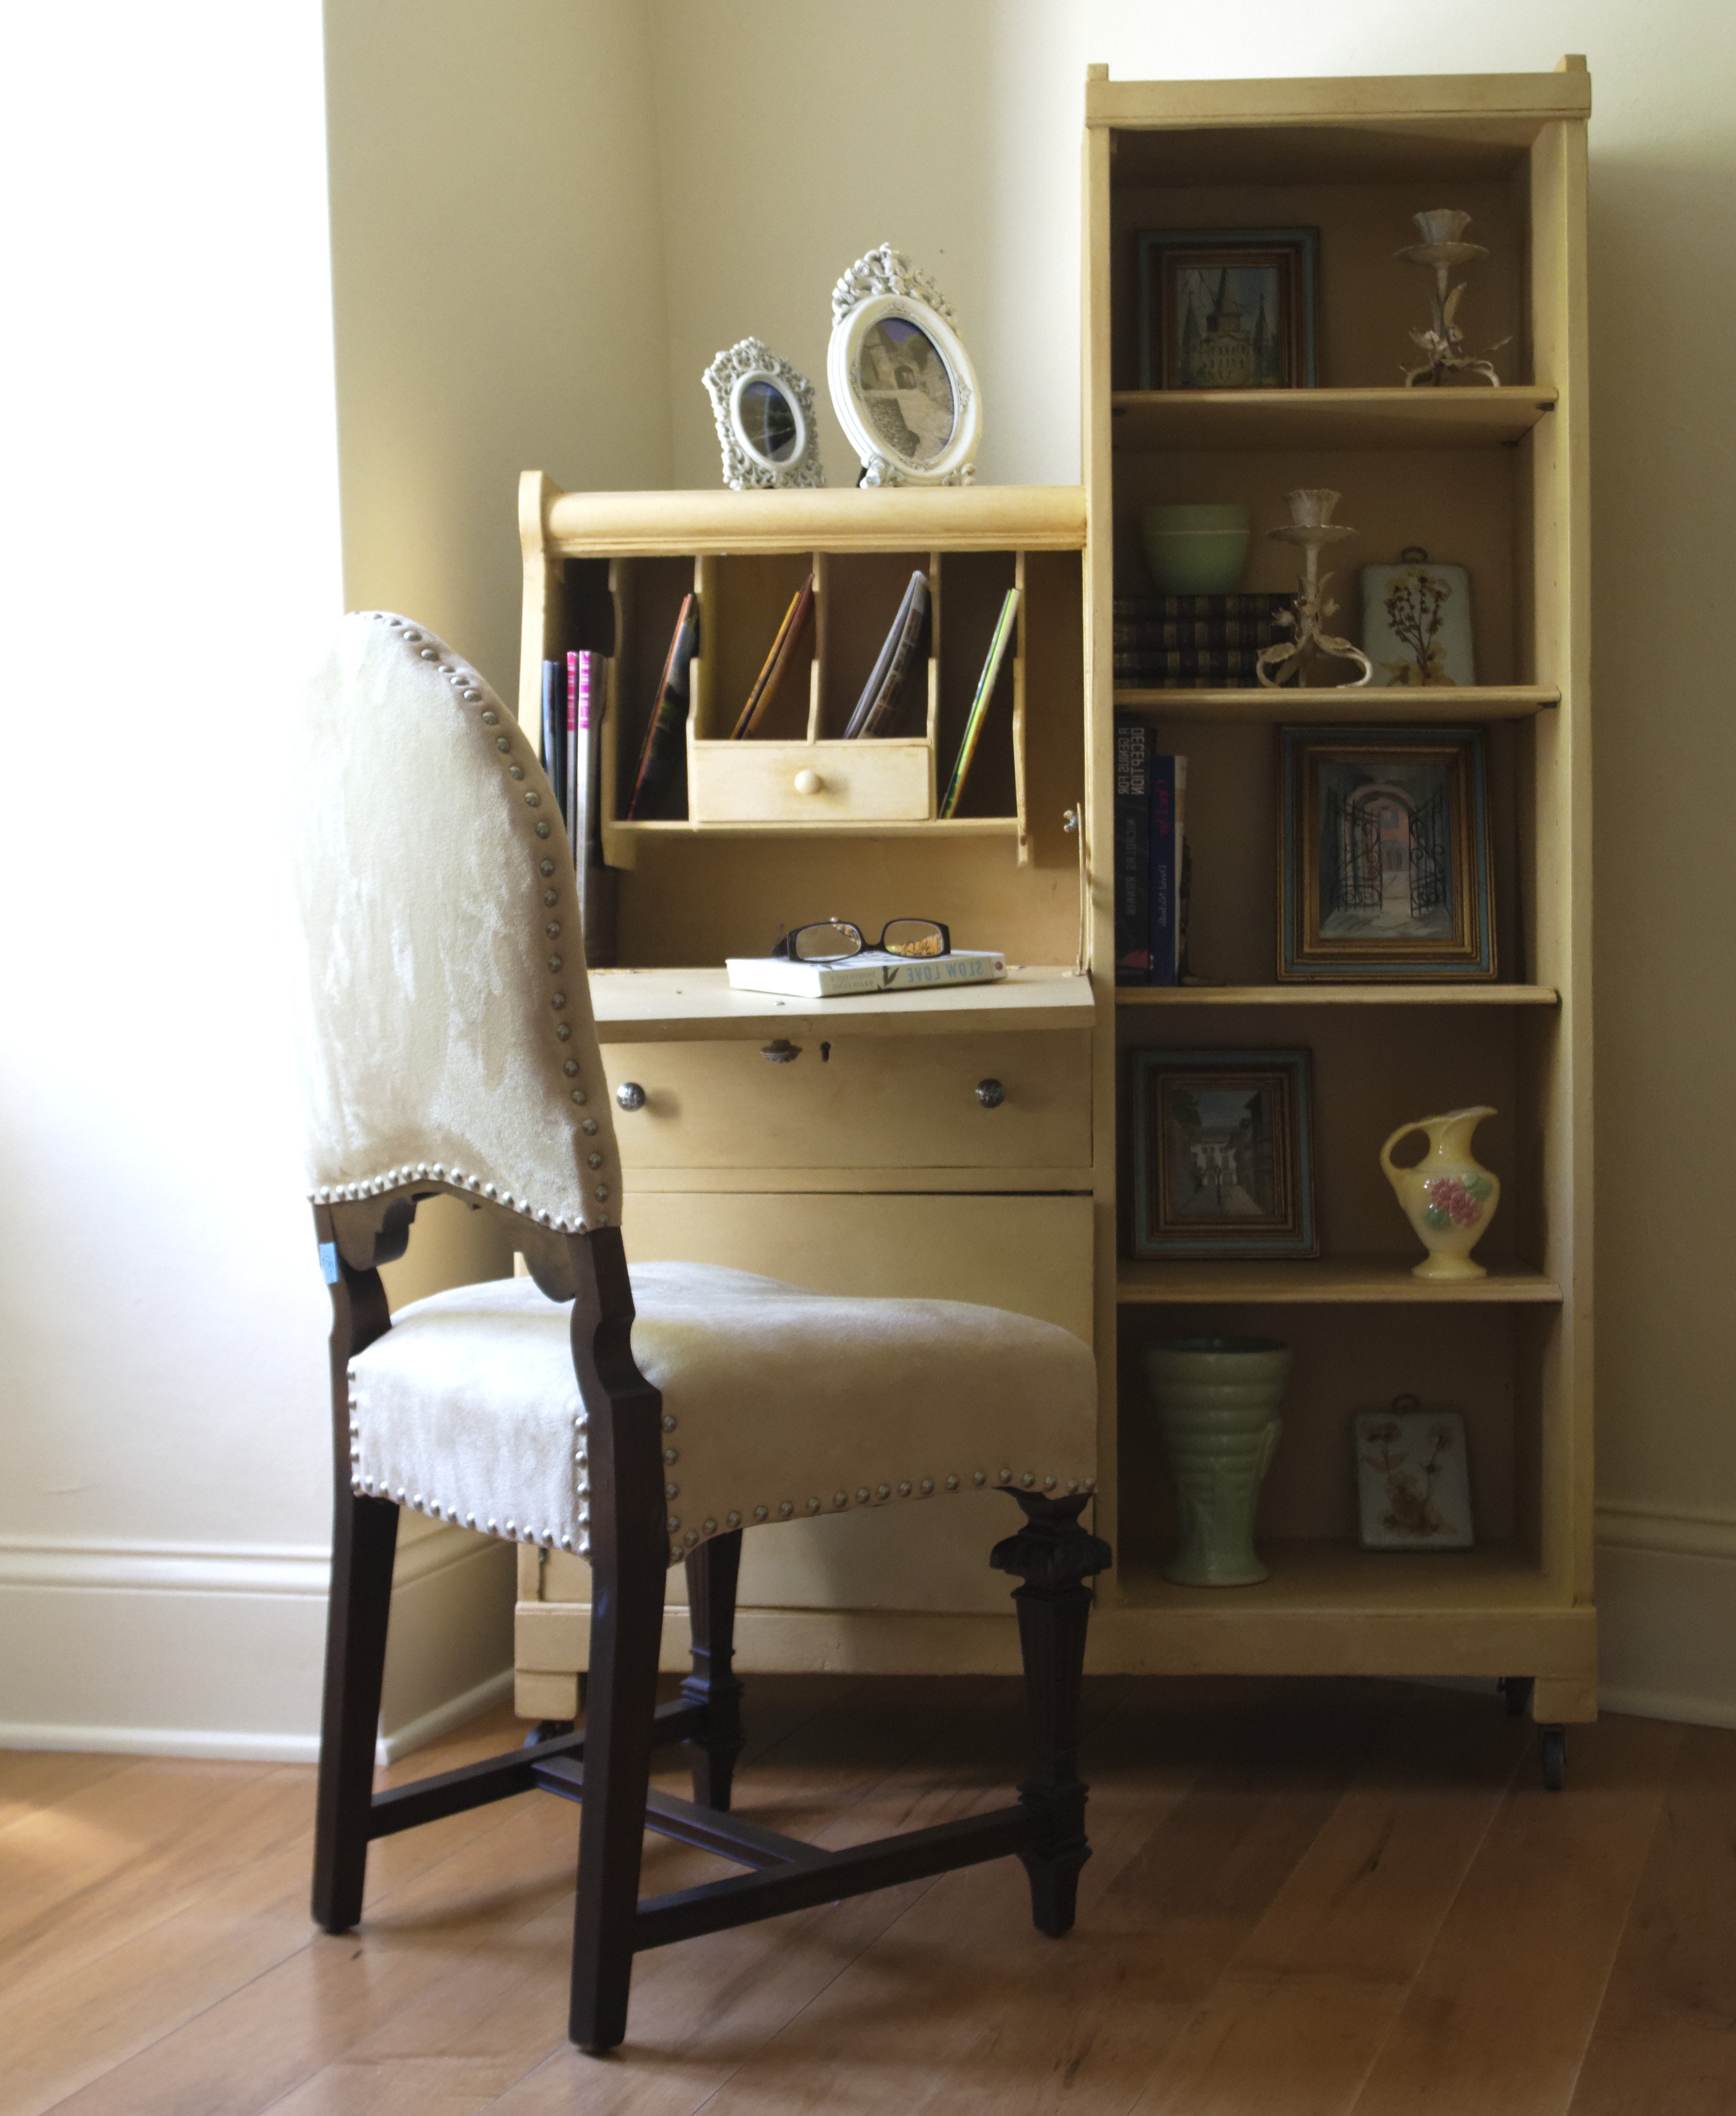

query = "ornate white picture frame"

[827,247,980,487]
[702,339,826,490]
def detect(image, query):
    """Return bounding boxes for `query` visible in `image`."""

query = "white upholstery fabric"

[288,612,619,1231]
[349,1263,1097,1565]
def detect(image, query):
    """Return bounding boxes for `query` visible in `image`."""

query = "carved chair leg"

[991,1492,1113,1939]
[682,1528,745,1811]
[568,1527,667,2054]
[312,1491,399,1932]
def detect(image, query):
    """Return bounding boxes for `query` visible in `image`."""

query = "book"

[625,594,698,820]
[565,650,580,862]
[940,587,1020,817]
[541,659,567,832]
[731,575,814,738]
[1113,648,1264,679]
[1114,721,1151,984]
[1114,591,1294,620]
[1113,619,1283,649]
[725,948,1007,999]
[1149,754,1185,988]
[844,571,930,738]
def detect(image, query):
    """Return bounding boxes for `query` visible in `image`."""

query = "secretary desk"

[511,58,1595,1777]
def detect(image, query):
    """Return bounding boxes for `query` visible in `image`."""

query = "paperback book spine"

[1114,720,1151,984]
[626,594,698,820]
[541,659,566,833]
[1149,752,1178,988]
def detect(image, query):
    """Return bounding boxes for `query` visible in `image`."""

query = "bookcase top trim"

[1086,69,1591,130]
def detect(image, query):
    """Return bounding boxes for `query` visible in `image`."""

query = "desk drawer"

[688,738,931,824]
[601,1030,1090,1169]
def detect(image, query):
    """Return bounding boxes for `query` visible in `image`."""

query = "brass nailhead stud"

[778,1500,794,1516]
[540,861,555,876]
[703,1518,717,1535]
[557,1024,571,1040]
[1021,1472,1036,1487]
[754,1505,769,1520]
[663,1448,678,1464]
[973,1471,987,1486]
[582,1117,597,1133]
[594,1184,609,1200]
[543,889,559,906]
[564,1060,579,1076]
[551,994,566,1009]
[857,1487,871,1502]
[946,1474,960,1490]
[548,956,562,971]
[509,765,525,779]
[661,1414,677,1432]
[536,821,550,837]
[482,710,498,724]
[496,737,510,752]
[525,792,540,806]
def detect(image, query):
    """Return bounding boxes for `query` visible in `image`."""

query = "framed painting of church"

[1137,228,1319,390]
[1128,1048,1319,1260]
[1278,725,1496,980]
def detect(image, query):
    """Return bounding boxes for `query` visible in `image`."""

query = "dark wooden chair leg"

[682,1529,745,1811]
[567,1526,668,2054]
[311,1490,399,1932]
[991,1492,1113,1939]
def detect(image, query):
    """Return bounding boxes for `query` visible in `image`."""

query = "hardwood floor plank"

[1567,1722,1736,2116]
[646,1680,1398,2116]
[1349,1712,1684,2116]
[1121,1685,1529,2116]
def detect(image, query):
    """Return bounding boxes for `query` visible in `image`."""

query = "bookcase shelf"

[1115,984,1559,1007]
[1110,386,1556,453]
[1113,684,1558,722]
[1116,1256,1563,1305]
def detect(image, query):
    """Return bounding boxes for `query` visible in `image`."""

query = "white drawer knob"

[793,768,823,795]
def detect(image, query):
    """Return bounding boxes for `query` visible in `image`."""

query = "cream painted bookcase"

[514,59,1595,1756]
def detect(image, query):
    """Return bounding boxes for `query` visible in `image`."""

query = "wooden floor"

[4,1675,1731,2115]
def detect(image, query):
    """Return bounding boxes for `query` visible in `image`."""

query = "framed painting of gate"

[1128,1047,1319,1260]
[1278,725,1495,979]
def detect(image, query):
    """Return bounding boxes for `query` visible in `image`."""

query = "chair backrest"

[288,611,620,1234]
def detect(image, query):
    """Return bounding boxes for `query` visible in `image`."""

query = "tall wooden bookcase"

[512,60,1595,1757]
[1081,62,1595,1741]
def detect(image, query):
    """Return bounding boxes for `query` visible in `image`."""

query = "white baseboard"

[0,1521,516,1764]
[1595,1503,1736,1730]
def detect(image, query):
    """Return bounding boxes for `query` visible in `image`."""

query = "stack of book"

[1115,722,1187,987]
[541,650,613,962]
[1113,591,1293,690]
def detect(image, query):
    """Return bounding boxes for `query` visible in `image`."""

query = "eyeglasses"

[770,918,951,963]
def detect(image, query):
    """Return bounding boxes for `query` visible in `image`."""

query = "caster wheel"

[1499,1676,1535,1719]
[1540,1725,1567,1791]
[522,1719,575,1749]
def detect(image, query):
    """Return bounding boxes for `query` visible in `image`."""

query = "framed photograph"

[1137,228,1319,391]
[1361,553,1476,687]
[702,338,826,490]
[1278,725,1495,980]
[1355,1400,1474,1550]
[827,246,980,487]
[1129,1048,1318,1260]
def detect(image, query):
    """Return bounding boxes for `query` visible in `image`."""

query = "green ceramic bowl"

[1140,503,1251,595]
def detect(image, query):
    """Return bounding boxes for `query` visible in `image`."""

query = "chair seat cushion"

[348,1262,1096,1564]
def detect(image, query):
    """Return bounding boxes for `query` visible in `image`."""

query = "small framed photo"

[1129,1048,1318,1260]
[702,338,826,491]
[1278,725,1495,981]
[1136,228,1319,391]
[828,247,980,487]
[1355,1399,1474,1550]
[1362,553,1476,687]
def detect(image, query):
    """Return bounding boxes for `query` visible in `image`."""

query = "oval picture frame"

[827,247,980,487]
[702,339,826,490]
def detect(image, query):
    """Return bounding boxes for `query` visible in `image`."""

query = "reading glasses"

[771,919,951,963]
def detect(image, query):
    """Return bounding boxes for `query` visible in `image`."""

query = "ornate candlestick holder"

[1397,208,1507,387]
[1255,489,1373,689]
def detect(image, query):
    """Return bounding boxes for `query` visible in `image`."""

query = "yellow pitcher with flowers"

[1380,1106,1500,1281]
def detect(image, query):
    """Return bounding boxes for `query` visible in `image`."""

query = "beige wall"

[645,0,1736,1720]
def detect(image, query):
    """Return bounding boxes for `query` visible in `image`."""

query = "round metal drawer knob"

[761,1039,802,1064]
[975,1078,1005,1108]
[614,1081,647,1111]
[793,768,823,795]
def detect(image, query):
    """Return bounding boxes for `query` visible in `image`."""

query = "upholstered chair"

[289,611,1109,2054]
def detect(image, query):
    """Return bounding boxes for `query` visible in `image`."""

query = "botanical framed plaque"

[1129,1048,1318,1260]
[1137,227,1319,391]
[1355,1398,1475,1550]
[827,245,980,487]
[1361,551,1476,687]
[702,338,826,490]
[1278,725,1495,980]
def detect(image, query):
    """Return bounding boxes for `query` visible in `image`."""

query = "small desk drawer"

[688,738,931,824]
[602,1030,1091,1170]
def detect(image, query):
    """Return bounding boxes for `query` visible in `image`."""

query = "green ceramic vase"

[1143,1336,1291,1586]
